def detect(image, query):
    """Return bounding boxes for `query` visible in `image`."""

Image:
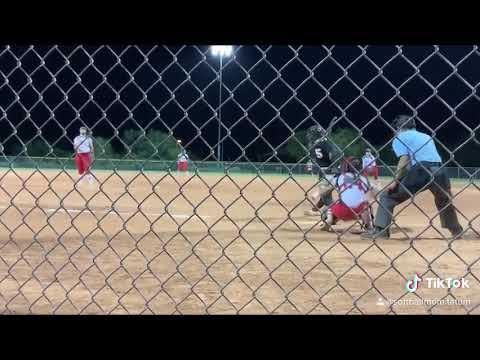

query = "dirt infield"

[0,168,479,314]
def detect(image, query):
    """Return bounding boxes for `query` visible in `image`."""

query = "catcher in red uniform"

[315,157,375,233]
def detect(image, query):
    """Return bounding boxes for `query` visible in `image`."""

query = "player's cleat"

[349,227,367,235]
[361,226,390,239]
[319,223,334,232]
[352,222,373,235]
[449,226,464,240]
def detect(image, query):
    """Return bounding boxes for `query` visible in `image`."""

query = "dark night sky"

[0,45,479,164]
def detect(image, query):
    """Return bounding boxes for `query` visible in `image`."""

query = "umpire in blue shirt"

[363,115,463,239]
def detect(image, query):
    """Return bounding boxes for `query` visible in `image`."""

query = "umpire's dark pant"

[375,162,462,232]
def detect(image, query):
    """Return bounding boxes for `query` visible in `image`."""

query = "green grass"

[1,166,477,187]
[1,156,478,184]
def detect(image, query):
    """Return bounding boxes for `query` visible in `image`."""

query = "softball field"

[0,168,479,314]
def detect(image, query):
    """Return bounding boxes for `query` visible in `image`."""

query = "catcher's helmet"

[393,114,416,130]
[306,124,327,146]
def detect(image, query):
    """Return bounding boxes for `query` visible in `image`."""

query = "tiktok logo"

[406,274,422,293]
[404,274,469,293]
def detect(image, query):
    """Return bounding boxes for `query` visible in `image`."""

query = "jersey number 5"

[315,149,323,159]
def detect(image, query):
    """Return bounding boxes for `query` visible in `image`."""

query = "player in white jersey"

[318,157,374,232]
[362,148,379,180]
[362,148,381,191]
[74,127,94,184]
[176,140,189,174]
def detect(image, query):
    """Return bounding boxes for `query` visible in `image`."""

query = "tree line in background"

[281,128,480,167]
[3,130,182,162]
[2,127,374,163]
[2,127,479,167]
[281,127,398,165]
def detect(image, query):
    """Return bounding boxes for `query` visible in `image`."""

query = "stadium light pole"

[211,45,233,164]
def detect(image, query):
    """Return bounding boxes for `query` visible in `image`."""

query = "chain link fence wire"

[0,45,480,314]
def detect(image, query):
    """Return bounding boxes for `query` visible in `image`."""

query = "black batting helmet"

[393,114,416,130]
[306,124,327,146]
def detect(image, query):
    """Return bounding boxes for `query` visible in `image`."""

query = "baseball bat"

[326,116,338,136]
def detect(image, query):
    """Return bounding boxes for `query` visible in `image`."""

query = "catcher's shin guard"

[311,189,334,212]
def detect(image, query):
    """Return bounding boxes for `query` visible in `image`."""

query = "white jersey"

[177,152,189,162]
[362,153,376,169]
[336,173,370,208]
[74,135,93,154]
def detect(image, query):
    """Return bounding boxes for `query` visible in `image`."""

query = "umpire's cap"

[393,114,416,130]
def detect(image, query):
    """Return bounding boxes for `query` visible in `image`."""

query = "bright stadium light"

[210,45,233,165]
[211,45,233,57]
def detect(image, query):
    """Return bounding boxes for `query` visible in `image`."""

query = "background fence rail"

[2,156,480,180]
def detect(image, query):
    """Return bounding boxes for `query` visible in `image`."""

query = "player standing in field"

[317,157,374,232]
[362,148,379,180]
[177,142,189,174]
[304,124,342,217]
[74,127,95,184]
[362,114,464,239]
[362,148,380,190]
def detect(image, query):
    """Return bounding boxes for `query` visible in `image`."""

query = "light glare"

[211,45,233,57]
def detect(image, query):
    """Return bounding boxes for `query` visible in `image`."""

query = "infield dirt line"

[0,205,211,220]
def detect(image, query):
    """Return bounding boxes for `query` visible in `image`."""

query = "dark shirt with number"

[309,139,342,176]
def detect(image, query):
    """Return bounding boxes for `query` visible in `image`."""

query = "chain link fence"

[3,156,480,180]
[1,45,480,314]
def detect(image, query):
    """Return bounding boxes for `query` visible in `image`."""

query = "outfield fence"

[1,156,480,180]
